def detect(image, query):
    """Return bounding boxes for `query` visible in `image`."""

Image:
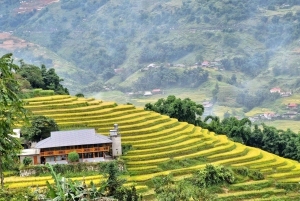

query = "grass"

[212,105,243,118]
[264,120,300,133]
[245,107,273,117]
[277,94,300,105]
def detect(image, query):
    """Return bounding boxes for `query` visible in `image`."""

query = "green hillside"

[6,94,300,200]
[1,0,300,94]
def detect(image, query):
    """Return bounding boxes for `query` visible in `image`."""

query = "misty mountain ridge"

[0,0,300,100]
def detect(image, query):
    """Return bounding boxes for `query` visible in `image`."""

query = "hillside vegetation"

[7,94,300,200]
[0,0,300,94]
[1,1,300,131]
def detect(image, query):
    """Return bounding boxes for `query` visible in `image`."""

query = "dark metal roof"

[35,129,112,149]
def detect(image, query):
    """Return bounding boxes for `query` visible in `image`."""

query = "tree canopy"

[21,115,59,142]
[17,62,69,95]
[145,95,204,125]
[0,53,29,188]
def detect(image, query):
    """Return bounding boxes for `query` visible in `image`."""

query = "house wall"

[111,135,122,157]
[39,143,111,164]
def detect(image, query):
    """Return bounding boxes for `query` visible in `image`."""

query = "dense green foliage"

[68,152,79,163]
[146,95,300,162]
[21,115,59,142]
[145,95,204,125]
[1,0,300,94]
[0,188,36,201]
[133,67,208,91]
[17,62,69,95]
[153,164,235,201]
[235,89,281,111]
[30,162,140,200]
[22,157,32,166]
[204,115,300,161]
[0,53,29,188]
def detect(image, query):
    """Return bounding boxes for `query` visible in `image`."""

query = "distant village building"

[270,88,281,93]
[287,103,298,110]
[114,68,123,74]
[263,112,275,120]
[144,91,152,96]
[202,101,213,108]
[152,89,162,94]
[147,63,160,68]
[142,63,160,71]
[201,61,210,67]
[282,111,298,119]
[280,91,292,97]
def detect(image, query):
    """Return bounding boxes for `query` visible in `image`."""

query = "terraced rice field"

[10,95,300,199]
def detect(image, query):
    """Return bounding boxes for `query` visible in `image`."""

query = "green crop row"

[122,122,190,142]
[229,180,273,191]
[130,125,197,149]
[130,126,202,149]
[125,139,217,168]
[275,162,296,172]
[128,166,158,171]
[53,109,149,124]
[127,135,205,155]
[268,170,300,179]
[126,157,171,166]
[207,143,248,161]
[25,100,89,110]
[231,150,275,168]
[58,112,161,128]
[217,188,285,200]
[97,115,173,132]
[124,138,215,161]
[260,168,273,174]
[32,102,117,115]
[173,140,235,160]
[85,113,164,129]
[277,178,300,183]
[24,95,71,102]
[53,107,146,123]
[251,156,286,169]
[26,97,79,105]
[98,118,179,135]
[5,176,52,183]
[128,171,171,182]
[215,148,262,166]
[87,100,102,105]
[125,127,216,148]
[78,97,96,101]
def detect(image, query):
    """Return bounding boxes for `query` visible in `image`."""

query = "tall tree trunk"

[0,152,3,189]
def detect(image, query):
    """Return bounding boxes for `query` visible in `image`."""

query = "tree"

[21,115,59,142]
[145,95,204,125]
[67,151,79,163]
[0,53,29,188]
[75,93,84,97]
[101,161,126,197]
[18,60,45,89]
[23,157,32,166]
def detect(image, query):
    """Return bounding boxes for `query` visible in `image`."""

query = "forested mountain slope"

[1,0,300,95]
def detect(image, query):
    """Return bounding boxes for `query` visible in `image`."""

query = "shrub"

[233,167,249,176]
[68,151,79,163]
[75,93,84,97]
[249,169,264,180]
[189,164,235,188]
[23,157,33,166]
